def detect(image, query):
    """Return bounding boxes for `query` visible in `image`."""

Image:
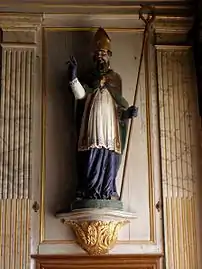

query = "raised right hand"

[67,56,77,81]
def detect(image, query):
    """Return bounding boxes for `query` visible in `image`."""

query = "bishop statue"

[68,27,138,200]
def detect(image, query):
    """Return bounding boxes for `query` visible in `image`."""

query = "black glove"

[67,56,77,81]
[122,106,138,120]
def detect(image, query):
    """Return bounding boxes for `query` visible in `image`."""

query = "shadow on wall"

[50,30,94,214]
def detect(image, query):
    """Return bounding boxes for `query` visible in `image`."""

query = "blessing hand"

[67,56,77,81]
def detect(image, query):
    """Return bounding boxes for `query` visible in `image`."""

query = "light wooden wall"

[156,46,201,268]
[0,16,42,269]
[0,6,200,269]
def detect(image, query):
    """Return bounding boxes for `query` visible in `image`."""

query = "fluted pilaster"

[156,46,200,269]
[0,14,42,269]
[0,45,35,199]
[0,199,30,269]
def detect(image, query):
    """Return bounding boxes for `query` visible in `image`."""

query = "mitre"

[93,27,111,52]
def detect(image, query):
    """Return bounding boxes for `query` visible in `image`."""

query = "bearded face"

[93,49,110,74]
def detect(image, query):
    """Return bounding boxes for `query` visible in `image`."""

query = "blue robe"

[75,69,129,199]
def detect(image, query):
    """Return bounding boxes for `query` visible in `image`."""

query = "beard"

[95,60,110,74]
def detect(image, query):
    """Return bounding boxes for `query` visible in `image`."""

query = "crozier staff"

[68,27,138,200]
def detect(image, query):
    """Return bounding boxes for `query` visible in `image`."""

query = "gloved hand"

[122,106,138,120]
[67,56,77,81]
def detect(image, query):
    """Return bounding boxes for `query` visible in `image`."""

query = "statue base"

[71,199,123,211]
[56,204,136,255]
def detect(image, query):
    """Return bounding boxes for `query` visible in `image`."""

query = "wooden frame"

[32,254,162,269]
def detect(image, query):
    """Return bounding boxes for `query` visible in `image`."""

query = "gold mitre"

[93,27,111,52]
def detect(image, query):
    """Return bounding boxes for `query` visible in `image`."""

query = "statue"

[68,28,138,201]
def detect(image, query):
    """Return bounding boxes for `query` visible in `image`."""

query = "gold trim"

[40,27,156,244]
[155,45,192,50]
[40,239,156,245]
[155,16,192,20]
[20,200,23,269]
[1,43,37,48]
[1,27,37,31]
[42,14,192,20]
[40,28,46,243]
[14,200,18,268]
[26,200,30,269]
[44,27,144,33]
[9,201,12,268]
[4,200,8,267]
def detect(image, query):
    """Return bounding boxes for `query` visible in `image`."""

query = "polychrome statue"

[68,28,138,200]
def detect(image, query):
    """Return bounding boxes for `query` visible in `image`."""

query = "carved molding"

[64,220,128,255]
[154,17,193,34]
[0,10,41,269]
[0,1,192,15]
[41,14,193,35]
[32,254,162,269]
[0,7,193,35]
[0,13,43,28]
[0,45,36,199]
[0,14,42,45]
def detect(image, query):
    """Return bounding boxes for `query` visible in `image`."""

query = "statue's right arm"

[69,78,86,100]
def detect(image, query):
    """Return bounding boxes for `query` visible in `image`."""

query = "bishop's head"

[92,27,112,74]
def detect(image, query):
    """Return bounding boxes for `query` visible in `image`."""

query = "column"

[156,46,200,269]
[0,14,42,269]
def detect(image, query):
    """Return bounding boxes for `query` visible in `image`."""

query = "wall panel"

[38,28,163,255]
[0,46,35,199]
[0,18,41,268]
[156,46,200,269]
[0,199,30,269]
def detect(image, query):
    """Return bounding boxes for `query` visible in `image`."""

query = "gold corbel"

[64,220,128,255]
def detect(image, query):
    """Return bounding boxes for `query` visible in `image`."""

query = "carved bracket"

[56,208,136,255]
[66,220,128,255]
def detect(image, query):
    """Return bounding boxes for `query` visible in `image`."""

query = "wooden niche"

[32,254,162,269]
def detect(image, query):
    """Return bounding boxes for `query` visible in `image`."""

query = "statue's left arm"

[108,71,138,120]
[108,71,138,153]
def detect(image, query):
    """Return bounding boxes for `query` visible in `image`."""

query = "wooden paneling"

[0,45,35,199]
[41,29,157,250]
[0,199,30,269]
[32,254,162,269]
[0,1,192,16]
[156,46,200,268]
[0,15,42,268]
